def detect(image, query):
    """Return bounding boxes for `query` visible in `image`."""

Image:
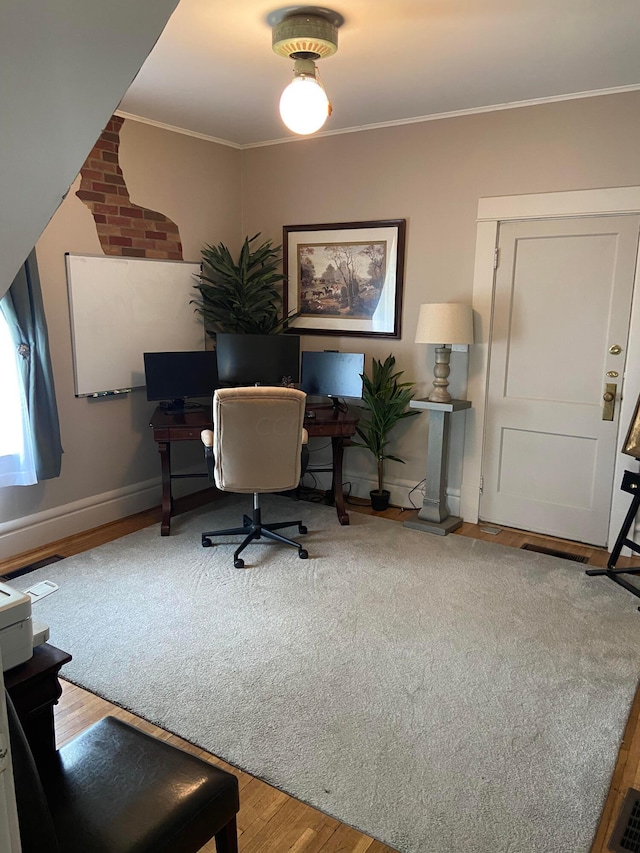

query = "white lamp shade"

[415,303,474,345]
[279,76,330,135]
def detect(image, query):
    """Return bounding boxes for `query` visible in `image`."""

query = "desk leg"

[331,436,349,526]
[158,440,172,536]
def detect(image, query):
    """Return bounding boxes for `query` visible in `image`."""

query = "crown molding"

[117,84,640,150]
[114,111,242,149]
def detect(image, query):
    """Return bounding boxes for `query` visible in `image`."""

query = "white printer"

[0,581,50,671]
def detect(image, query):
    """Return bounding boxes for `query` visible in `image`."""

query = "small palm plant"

[353,354,419,510]
[192,233,295,336]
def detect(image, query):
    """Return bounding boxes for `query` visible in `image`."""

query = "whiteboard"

[66,254,204,396]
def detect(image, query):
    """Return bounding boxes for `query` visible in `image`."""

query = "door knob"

[609,344,622,355]
[602,383,617,421]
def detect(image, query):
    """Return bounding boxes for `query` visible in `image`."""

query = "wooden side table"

[404,398,472,535]
[4,642,72,769]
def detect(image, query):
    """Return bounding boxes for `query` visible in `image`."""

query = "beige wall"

[241,91,640,502]
[3,91,640,557]
[0,121,241,556]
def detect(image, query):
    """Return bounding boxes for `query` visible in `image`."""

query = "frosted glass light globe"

[279,76,330,135]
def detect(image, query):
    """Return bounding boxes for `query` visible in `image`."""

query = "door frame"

[461,186,640,548]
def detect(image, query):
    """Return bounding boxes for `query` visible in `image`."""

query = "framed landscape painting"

[283,219,406,338]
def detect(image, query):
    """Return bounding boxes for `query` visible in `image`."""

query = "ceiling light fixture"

[270,7,344,136]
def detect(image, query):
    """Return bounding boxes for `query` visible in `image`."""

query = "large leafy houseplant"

[192,233,295,336]
[353,354,419,510]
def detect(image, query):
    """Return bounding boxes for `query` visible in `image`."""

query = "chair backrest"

[213,386,306,493]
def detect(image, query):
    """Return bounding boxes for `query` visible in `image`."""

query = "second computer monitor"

[300,351,365,402]
[143,350,219,410]
[215,333,301,386]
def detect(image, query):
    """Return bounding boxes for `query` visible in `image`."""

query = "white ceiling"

[117,0,640,148]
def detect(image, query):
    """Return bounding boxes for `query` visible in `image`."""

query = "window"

[0,309,36,486]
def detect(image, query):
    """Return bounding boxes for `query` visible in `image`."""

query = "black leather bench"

[8,693,239,853]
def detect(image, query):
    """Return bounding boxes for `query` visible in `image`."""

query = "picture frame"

[283,219,406,338]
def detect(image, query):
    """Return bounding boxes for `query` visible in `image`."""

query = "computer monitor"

[143,351,219,411]
[300,350,365,405]
[215,333,300,386]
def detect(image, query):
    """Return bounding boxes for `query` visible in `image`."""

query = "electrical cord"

[308,441,331,454]
[406,479,426,510]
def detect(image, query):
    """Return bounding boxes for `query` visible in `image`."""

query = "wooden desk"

[149,403,359,533]
[149,406,213,535]
[5,643,72,770]
[304,404,360,526]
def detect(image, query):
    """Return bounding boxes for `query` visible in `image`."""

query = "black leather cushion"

[42,716,239,853]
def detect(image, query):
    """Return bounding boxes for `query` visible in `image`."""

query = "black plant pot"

[370,489,390,512]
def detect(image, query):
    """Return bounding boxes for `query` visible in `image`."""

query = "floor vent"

[521,543,589,563]
[609,787,640,852]
[1,554,65,582]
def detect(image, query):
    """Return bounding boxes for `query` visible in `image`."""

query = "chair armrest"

[201,430,214,481]
[301,427,308,445]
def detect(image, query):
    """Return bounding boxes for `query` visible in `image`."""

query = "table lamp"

[415,303,474,403]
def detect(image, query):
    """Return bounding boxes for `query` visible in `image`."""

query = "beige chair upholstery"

[200,386,310,568]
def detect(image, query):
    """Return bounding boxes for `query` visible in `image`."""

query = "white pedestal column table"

[404,398,471,535]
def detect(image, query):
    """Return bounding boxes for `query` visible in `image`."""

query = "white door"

[480,215,640,545]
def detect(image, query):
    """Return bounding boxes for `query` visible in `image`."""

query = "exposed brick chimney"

[76,116,183,260]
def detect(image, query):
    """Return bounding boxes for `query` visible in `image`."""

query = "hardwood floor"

[3,491,639,852]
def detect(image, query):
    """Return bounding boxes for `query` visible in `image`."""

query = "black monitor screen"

[300,351,365,400]
[215,333,300,386]
[143,351,219,409]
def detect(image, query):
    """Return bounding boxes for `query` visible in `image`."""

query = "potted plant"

[191,232,297,336]
[353,354,419,511]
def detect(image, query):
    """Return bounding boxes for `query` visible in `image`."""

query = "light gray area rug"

[20,496,640,853]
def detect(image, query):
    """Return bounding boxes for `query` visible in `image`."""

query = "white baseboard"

[0,465,209,562]
[460,483,480,524]
[0,478,161,561]
[310,467,462,517]
[1,466,465,563]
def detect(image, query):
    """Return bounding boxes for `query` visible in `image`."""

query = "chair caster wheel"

[202,537,212,548]
[234,558,244,569]
[298,549,308,560]
[299,525,307,534]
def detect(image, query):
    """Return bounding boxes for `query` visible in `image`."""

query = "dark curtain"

[1,251,63,480]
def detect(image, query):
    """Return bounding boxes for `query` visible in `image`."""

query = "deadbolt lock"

[609,344,622,355]
[602,383,617,421]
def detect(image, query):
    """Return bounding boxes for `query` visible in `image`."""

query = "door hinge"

[479,475,484,494]
[494,248,500,270]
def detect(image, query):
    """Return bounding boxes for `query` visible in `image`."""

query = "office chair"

[201,385,309,568]
[7,691,240,853]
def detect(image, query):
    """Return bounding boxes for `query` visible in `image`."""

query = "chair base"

[202,502,308,568]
